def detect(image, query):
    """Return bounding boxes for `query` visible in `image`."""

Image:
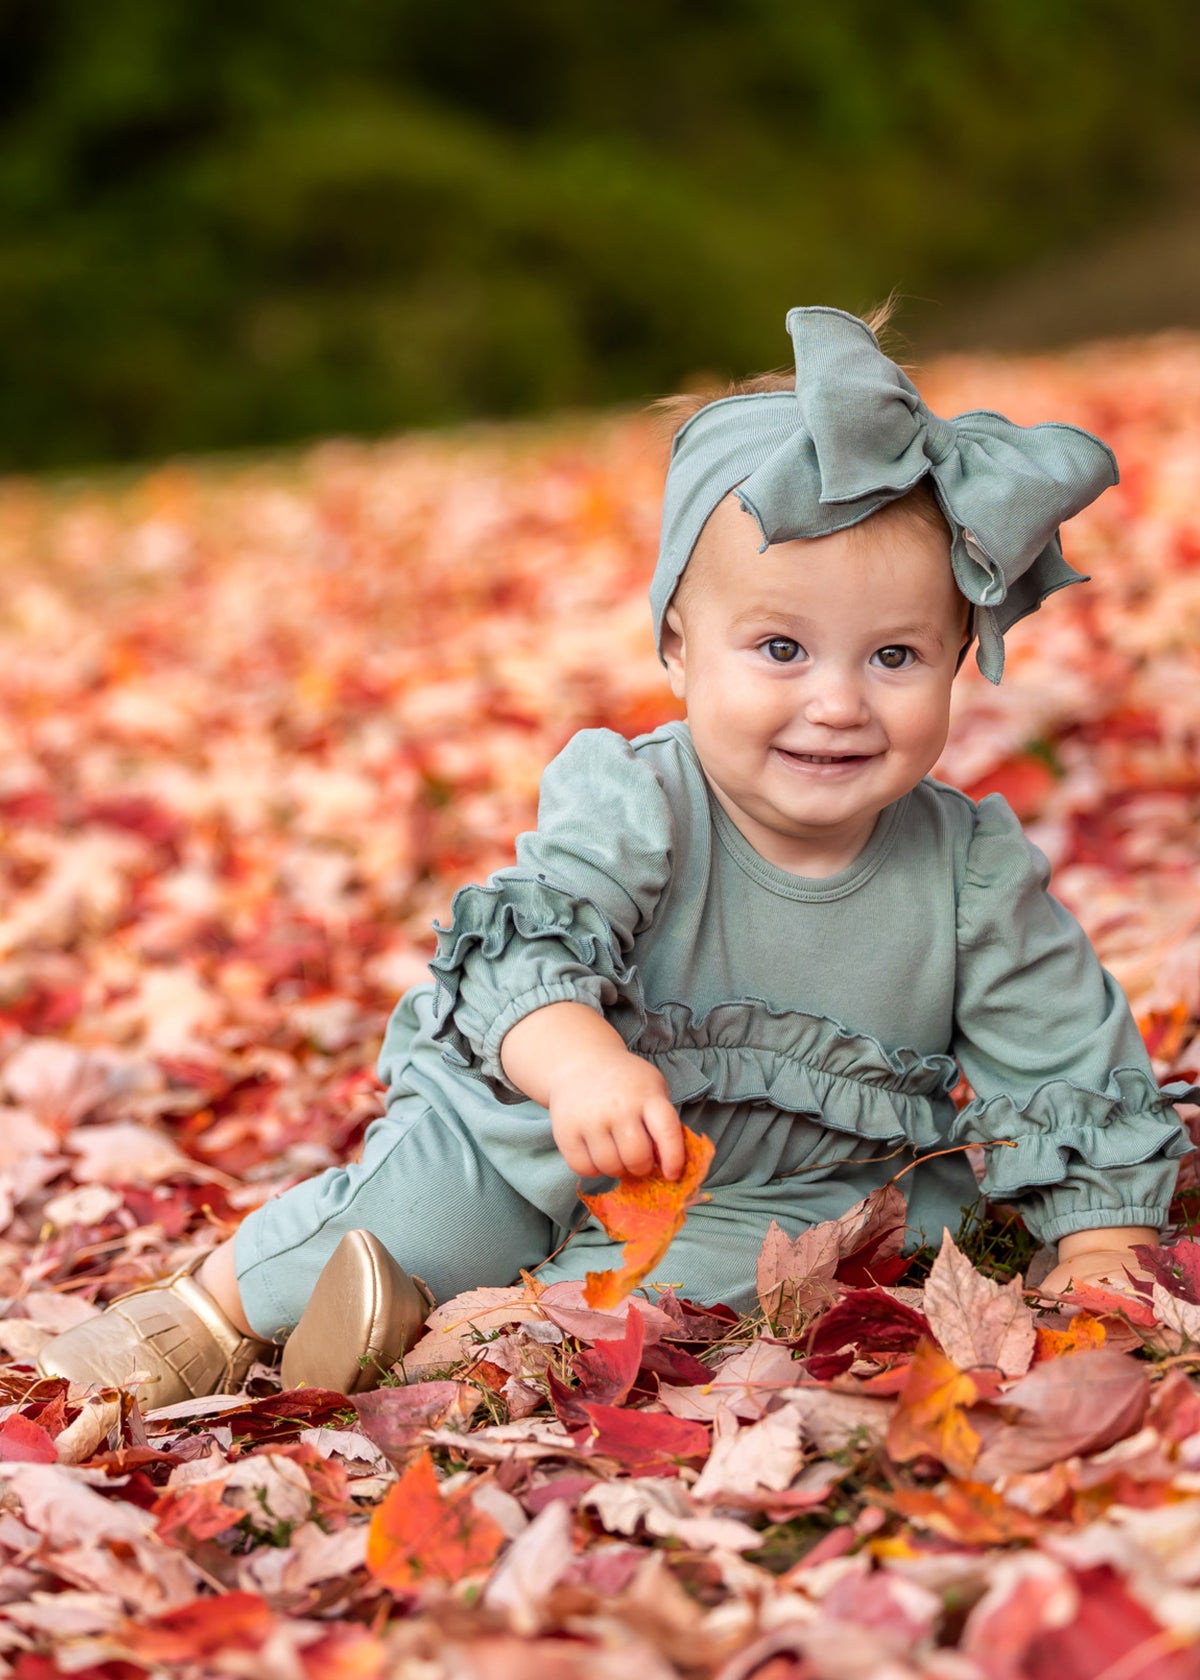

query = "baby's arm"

[500,1001,685,1181]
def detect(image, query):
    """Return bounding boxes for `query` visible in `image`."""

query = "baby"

[40,306,1196,1404]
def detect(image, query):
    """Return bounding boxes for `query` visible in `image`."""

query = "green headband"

[651,306,1118,683]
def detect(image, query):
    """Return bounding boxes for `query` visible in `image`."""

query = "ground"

[0,336,1199,1678]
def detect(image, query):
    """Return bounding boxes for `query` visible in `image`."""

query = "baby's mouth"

[778,748,874,765]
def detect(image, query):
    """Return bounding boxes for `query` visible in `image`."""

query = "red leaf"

[578,1402,710,1476]
[0,1413,58,1464]
[365,1449,505,1590]
[354,1381,475,1465]
[152,1482,241,1546]
[807,1288,932,1358]
[119,1593,274,1664]
[1133,1238,1200,1304]
[552,1310,645,1429]
[572,1306,644,1402]
[581,1125,715,1308]
[964,754,1059,821]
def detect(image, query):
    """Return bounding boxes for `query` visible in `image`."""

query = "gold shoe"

[36,1259,272,1407]
[279,1229,433,1395]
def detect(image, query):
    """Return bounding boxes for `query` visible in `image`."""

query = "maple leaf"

[755,1218,841,1330]
[1134,1237,1200,1303]
[152,1481,241,1546]
[581,1124,715,1309]
[806,1286,932,1365]
[117,1592,275,1664]
[0,1413,57,1464]
[551,1307,646,1429]
[1033,1313,1107,1361]
[886,1338,982,1477]
[972,1349,1150,1479]
[365,1449,506,1591]
[886,1480,1045,1545]
[577,1401,711,1476]
[922,1229,1036,1376]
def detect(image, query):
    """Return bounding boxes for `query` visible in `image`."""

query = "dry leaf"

[922,1230,1036,1376]
[581,1126,715,1308]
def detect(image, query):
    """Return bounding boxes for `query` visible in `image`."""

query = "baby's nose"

[802,671,870,727]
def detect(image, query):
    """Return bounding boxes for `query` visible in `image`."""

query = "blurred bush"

[0,0,1196,468]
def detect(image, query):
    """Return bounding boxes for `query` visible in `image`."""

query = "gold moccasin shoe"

[280,1229,433,1395]
[36,1259,272,1408]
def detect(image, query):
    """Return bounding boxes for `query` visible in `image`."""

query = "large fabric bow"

[651,306,1118,683]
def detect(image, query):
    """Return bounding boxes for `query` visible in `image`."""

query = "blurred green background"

[2,0,1198,471]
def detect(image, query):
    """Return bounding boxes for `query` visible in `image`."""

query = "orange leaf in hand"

[365,1449,505,1591]
[581,1125,715,1309]
[887,1338,981,1478]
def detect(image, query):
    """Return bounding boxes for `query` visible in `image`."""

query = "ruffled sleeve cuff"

[429,877,639,1102]
[949,1067,1197,1244]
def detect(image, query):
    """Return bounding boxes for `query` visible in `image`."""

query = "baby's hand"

[1039,1226,1158,1297]
[548,1051,685,1182]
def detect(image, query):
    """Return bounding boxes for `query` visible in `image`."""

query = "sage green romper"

[235,721,1192,1338]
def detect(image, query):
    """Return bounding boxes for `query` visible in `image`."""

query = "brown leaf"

[755,1218,841,1330]
[922,1229,1036,1376]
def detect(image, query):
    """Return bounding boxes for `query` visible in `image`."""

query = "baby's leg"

[234,1089,557,1338]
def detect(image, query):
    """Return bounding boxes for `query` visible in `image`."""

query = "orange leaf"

[120,1592,274,1663]
[1034,1313,1108,1362]
[887,1339,981,1477]
[581,1124,715,1309]
[887,1479,1044,1544]
[365,1449,505,1591]
[152,1481,241,1546]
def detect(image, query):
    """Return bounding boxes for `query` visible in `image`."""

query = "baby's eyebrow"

[880,621,947,649]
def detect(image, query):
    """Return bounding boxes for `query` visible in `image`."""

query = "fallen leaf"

[581,1477,761,1553]
[1033,1314,1108,1361]
[536,1281,676,1345]
[354,1381,481,1465]
[887,1339,981,1478]
[365,1449,506,1590]
[577,1403,710,1477]
[972,1349,1151,1479]
[886,1479,1047,1544]
[922,1230,1036,1376]
[482,1500,575,1630]
[755,1219,841,1330]
[581,1126,716,1309]
[116,1591,275,1664]
[690,1403,805,1502]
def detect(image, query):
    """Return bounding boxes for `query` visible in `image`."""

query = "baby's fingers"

[644,1100,686,1181]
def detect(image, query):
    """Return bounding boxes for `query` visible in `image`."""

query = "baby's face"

[662,495,968,877]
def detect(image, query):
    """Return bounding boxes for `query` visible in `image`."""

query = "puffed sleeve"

[948,795,1195,1244]
[428,729,673,1101]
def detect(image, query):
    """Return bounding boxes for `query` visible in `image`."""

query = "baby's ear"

[661,606,688,700]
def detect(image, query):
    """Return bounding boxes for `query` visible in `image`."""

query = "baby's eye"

[763,637,802,663]
[873,645,915,671]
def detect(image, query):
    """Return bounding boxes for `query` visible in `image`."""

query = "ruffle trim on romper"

[947,1066,1198,1198]
[624,999,960,1153]
[429,878,640,1089]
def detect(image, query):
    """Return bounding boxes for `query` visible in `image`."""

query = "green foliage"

[1,0,1197,467]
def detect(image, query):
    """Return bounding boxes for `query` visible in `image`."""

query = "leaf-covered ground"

[1,335,1200,1679]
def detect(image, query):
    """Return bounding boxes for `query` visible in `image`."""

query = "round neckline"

[662,720,908,901]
